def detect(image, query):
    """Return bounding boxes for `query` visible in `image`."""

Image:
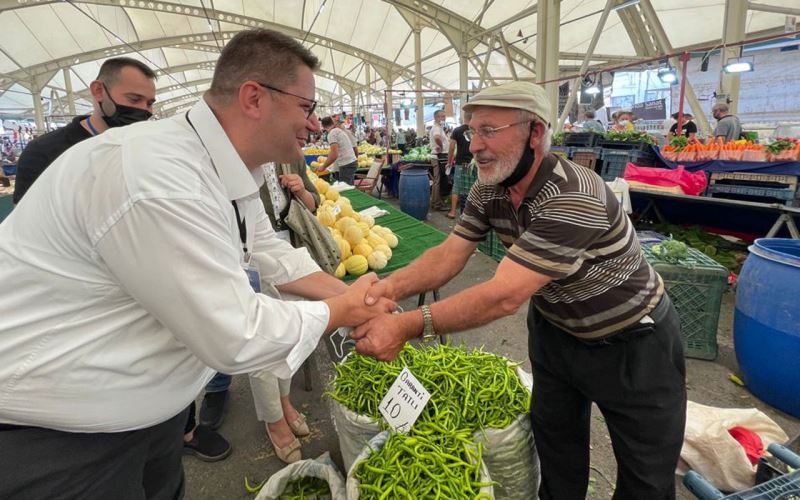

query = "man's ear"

[89,80,104,102]
[238,81,264,120]
[529,121,547,149]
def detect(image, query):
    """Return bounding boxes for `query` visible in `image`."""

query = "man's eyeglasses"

[464,120,532,141]
[257,82,317,119]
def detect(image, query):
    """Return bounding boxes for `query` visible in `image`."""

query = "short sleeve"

[453,183,491,242]
[328,129,342,144]
[686,121,698,134]
[506,193,611,279]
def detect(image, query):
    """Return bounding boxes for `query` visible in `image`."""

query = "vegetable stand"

[338,189,447,280]
[631,189,800,240]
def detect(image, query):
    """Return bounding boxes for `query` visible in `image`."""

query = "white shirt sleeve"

[94,196,329,379]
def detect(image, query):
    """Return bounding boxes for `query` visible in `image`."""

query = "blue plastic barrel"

[399,168,430,221]
[734,238,800,418]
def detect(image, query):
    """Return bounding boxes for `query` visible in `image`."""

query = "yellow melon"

[343,225,363,247]
[361,214,375,228]
[353,242,373,257]
[367,251,388,270]
[383,232,398,248]
[366,232,387,249]
[326,189,340,202]
[344,255,368,276]
[337,239,351,260]
[317,209,336,227]
[373,243,392,260]
[334,262,346,278]
[357,222,370,238]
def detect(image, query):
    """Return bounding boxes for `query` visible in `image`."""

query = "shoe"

[446,213,456,219]
[183,426,232,462]
[199,390,229,430]
[267,426,302,464]
[288,414,310,437]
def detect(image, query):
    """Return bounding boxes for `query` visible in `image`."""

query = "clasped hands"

[329,275,415,362]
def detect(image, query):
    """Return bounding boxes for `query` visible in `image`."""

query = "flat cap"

[463,81,552,123]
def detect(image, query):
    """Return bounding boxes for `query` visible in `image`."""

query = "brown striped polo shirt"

[454,153,664,339]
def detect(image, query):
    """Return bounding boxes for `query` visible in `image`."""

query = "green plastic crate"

[642,244,728,360]
[478,229,508,262]
[456,162,478,197]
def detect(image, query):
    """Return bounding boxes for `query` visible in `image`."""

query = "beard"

[475,143,525,185]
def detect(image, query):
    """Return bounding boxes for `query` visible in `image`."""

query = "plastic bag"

[624,164,708,196]
[330,399,381,473]
[606,178,632,214]
[472,367,539,500]
[346,431,494,499]
[677,401,789,492]
[254,452,346,500]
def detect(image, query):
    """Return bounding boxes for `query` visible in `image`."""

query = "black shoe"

[183,426,232,462]
[199,390,229,430]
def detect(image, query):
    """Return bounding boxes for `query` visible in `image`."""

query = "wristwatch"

[419,305,437,342]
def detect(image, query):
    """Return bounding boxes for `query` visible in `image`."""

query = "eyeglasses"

[464,120,532,141]
[257,82,317,119]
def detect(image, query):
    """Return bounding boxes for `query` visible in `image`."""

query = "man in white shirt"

[0,29,393,499]
[318,116,358,184]
[428,109,450,210]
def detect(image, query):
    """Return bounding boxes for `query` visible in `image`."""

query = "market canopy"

[0,0,797,120]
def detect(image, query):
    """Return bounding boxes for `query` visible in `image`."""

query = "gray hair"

[712,102,729,114]
[518,110,551,153]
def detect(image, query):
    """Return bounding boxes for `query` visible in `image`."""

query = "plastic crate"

[642,244,728,360]
[456,162,478,197]
[685,444,800,499]
[563,132,601,147]
[600,149,657,181]
[550,146,572,159]
[597,139,654,152]
[478,229,508,262]
[570,147,602,172]
[636,230,666,245]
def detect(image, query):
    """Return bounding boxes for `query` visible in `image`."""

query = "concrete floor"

[184,198,800,499]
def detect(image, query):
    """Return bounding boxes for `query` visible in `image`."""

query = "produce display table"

[653,147,800,176]
[339,189,447,280]
[630,188,800,239]
[0,193,13,224]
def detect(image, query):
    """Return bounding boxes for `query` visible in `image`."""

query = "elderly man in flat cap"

[352,81,687,500]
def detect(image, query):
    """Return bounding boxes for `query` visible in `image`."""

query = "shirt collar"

[186,98,259,201]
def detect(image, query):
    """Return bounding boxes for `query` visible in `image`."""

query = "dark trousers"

[528,295,686,500]
[0,409,189,500]
[437,153,452,198]
[338,161,357,186]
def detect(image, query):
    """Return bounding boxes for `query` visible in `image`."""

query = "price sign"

[379,367,430,433]
[330,204,342,216]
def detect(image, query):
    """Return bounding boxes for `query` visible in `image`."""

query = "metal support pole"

[385,77,394,150]
[32,90,45,131]
[639,0,711,135]
[675,52,691,136]
[477,33,495,89]
[365,64,372,110]
[459,49,469,116]
[718,0,748,113]
[748,2,800,16]
[536,0,560,125]
[413,27,425,138]
[557,0,616,130]
[63,68,77,116]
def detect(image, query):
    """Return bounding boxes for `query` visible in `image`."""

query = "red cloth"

[624,164,708,196]
[728,426,764,465]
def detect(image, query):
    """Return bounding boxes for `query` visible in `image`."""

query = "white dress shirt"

[0,98,329,432]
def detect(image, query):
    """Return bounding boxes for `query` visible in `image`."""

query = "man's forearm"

[428,278,529,334]
[276,271,348,300]
[385,245,465,301]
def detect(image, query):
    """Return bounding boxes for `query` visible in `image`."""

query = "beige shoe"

[266,426,301,464]
[288,414,310,437]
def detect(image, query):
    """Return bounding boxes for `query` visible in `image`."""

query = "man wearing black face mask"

[13,57,156,204]
[352,81,687,500]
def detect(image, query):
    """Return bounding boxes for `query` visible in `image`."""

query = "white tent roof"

[0,0,797,118]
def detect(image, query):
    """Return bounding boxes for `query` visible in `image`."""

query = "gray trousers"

[338,161,357,185]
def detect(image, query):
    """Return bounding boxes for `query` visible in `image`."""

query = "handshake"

[323,273,419,362]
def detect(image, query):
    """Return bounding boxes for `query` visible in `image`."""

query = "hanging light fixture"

[723,57,754,73]
[657,66,678,84]
[581,73,601,95]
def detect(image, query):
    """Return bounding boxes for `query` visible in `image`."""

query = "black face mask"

[99,84,152,128]
[499,123,536,188]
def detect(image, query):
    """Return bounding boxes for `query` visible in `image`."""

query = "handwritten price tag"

[379,367,430,433]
